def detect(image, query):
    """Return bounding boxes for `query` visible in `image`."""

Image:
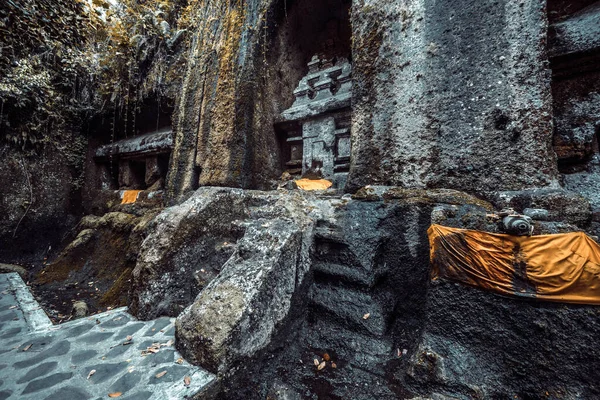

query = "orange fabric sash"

[428,224,600,304]
[121,190,142,205]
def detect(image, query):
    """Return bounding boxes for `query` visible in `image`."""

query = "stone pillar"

[98,163,116,190]
[347,0,558,194]
[118,160,144,189]
[145,156,163,187]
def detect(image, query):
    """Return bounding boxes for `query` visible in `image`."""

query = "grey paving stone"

[140,349,175,366]
[122,391,152,400]
[17,361,59,384]
[136,339,157,350]
[108,370,143,395]
[14,341,71,369]
[43,386,92,400]
[79,331,114,344]
[162,324,175,336]
[83,362,128,384]
[21,372,73,394]
[0,311,17,322]
[71,349,98,364]
[64,323,94,338]
[148,365,190,385]
[142,317,172,336]
[104,343,134,358]
[117,322,145,338]
[0,326,22,339]
[17,334,54,349]
[0,273,216,399]
[100,314,131,328]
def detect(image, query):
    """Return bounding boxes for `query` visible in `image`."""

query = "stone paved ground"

[0,273,215,400]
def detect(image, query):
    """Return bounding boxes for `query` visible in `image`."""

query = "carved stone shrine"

[278,55,351,188]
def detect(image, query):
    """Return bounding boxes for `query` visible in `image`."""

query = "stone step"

[304,318,394,369]
[312,261,374,288]
[314,226,345,243]
[308,283,389,337]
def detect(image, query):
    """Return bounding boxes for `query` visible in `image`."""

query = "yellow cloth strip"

[295,179,333,191]
[428,224,600,304]
[121,190,142,205]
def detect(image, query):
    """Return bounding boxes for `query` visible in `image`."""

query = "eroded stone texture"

[129,187,250,319]
[175,215,314,373]
[405,280,600,399]
[347,0,558,193]
[217,189,464,399]
[548,2,600,58]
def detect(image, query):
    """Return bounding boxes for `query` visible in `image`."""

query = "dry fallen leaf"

[313,358,319,366]
[323,353,331,362]
[363,313,371,320]
[317,361,326,371]
[155,370,167,379]
[176,357,184,364]
[22,344,32,352]
[87,369,96,380]
[108,393,122,398]
[184,376,191,386]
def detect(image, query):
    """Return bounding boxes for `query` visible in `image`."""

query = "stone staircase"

[302,222,398,398]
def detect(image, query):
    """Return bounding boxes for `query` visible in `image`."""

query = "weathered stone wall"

[347,0,559,194]
[168,0,560,199]
[166,0,280,202]
[166,0,352,203]
[0,144,84,263]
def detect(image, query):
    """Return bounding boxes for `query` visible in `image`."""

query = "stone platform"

[0,273,215,400]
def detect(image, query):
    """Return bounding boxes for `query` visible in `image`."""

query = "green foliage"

[0,0,189,150]
[0,0,101,150]
[95,0,189,141]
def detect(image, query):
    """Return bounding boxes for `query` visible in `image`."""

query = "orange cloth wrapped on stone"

[428,224,600,304]
[121,190,142,205]
[295,179,333,191]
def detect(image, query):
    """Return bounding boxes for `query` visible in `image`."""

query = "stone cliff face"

[4,0,600,398]
[167,0,562,199]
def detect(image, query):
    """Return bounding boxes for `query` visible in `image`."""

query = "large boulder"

[175,216,313,373]
[129,187,252,319]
